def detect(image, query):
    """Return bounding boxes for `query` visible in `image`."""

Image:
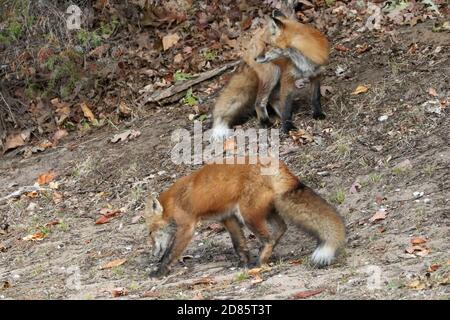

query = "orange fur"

[145,158,345,277]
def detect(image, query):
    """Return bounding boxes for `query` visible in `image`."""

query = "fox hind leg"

[310,75,326,120]
[222,216,251,267]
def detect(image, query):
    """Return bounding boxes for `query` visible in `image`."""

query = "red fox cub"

[144,158,345,277]
[211,11,330,139]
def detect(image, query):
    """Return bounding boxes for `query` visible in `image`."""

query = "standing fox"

[212,11,330,139]
[144,158,345,277]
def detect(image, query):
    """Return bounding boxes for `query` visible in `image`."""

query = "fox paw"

[259,117,273,129]
[313,112,326,120]
[149,267,169,278]
[281,122,297,134]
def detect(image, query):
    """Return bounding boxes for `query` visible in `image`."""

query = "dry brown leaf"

[440,274,450,285]
[119,101,132,115]
[0,243,6,252]
[291,289,324,299]
[52,129,68,144]
[251,274,263,284]
[110,130,141,143]
[289,129,314,144]
[411,237,427,245]
[335,44,350,52]
[111,287,128,297]
[23,232,47,241]
[37,171,55,185]
[289,259,303,265]
[44,219,61,227]
[405,245,430,256]
[80,102,96,122]
[428,264,440,272]
[4,130,31,152]
[248,268,262,276]
[428,88,438,97]
[51,98,71,125]
[369,210,386,223]
[2,281,11,289]
[407,280,426,290]
[162,33,180,51]
[352,85,369,95]
[191,276,216,287]
[52,191,62,204]
[100,258,127,270]
[174,53,183,64]
[26,191,38,198]
[95,215,110,225]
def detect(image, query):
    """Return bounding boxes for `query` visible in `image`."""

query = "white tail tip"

[311,244,336,266]
[210,123,232,142]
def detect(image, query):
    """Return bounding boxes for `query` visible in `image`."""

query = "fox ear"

[269,16,284,35]
[145,193,163,216]
[272,9,286,19]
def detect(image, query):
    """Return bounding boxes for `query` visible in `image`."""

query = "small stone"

[413,191,424,199]
[378,115,389,122]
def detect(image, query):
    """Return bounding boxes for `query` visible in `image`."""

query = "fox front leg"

[150,224,195,278]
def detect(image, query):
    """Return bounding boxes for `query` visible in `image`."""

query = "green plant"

[182,88,198,106]
[202,49,217,61]
[330,189,346,205]
[236,272,249,282]
[173,70,193,83]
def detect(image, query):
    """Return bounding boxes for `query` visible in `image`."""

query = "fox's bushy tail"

[274,183,346,266]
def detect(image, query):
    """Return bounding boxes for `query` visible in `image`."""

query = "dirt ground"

[0,20,449,300]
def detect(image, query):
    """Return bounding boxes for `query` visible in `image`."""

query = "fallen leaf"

[131,214,144,224]
[49,181,59,190]
[349,182,361,194]
[100,258,127,270]
[248,268,262,276]
[2,281,11,289]
[26,191,38,198]
[355,43,370,54]
[51,98,71,125]
[162,33,180,51]
[411,237,427,245]
[52,192,62,203]
[439,274,450,285]
[289,259,303,265]
[37,171,55,185]
[190,277,216,287]
[352,85,369,95]
[44,219,61,227]
[335,44,350,52]
[111,287,128,297]
[0,243,6,252]
[22,232,47,241]
[110,130,141,143]
[405,245,430,256]
[80,102,96,122]
[407,280,426,290]
[174,53,183,64]
[291,289,324,299]
[118,101,132,116]
[428,264,440,272]
[378,227,386,233]
[4,130,31,152]
[251,274,263,284]
[289,129,314,144]
[95,215,111,225]
[369,210,386,223]
[428,88,438,97]
[99,208,121,219]
[51,129,68,144]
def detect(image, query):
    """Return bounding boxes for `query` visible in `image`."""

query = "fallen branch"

[141,60,241,104]
[0,185,49,203]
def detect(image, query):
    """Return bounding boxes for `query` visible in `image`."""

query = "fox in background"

[144,157,345,277]
[211,10,330,140]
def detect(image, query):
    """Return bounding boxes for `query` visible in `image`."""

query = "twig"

[0,91,16,125]
[141,60,241,105]
[0,185,50,204]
